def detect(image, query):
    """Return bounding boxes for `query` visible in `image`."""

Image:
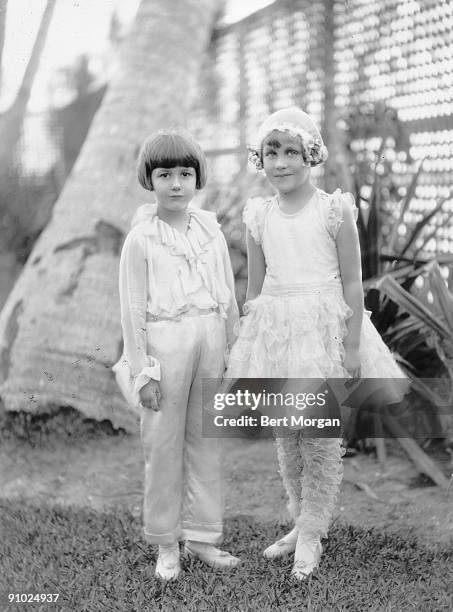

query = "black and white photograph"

[1,0,452,610]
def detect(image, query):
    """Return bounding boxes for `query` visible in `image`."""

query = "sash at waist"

[261,280,343,296]
[146,306,219,322]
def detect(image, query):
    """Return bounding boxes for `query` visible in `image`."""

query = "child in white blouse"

[115,128,240,580]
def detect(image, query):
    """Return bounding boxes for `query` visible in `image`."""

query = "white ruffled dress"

[226,189,405,383]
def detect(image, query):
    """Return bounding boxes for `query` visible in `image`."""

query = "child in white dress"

[226,107,406,580]
[114,128,240,580]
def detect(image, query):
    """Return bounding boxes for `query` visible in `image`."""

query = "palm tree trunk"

[0,0,8,93]
[321,0,353,193]
[0,0,221,431]
[0,0,56,169]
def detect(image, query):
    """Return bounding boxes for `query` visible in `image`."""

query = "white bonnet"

[249,106,328,168]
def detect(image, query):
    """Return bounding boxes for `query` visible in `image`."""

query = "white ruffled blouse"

[118,203,239,398]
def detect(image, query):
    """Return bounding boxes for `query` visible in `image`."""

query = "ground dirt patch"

[1,430,452,549]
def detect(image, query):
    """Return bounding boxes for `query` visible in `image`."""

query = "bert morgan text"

[213,414,340,429]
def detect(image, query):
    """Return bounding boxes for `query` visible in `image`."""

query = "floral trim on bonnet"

[248,121,328,170]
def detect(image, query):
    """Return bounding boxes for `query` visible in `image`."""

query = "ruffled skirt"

[226,288,406,382]
[226,286,407,535]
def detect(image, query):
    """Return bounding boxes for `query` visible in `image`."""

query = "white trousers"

[276,435,344,540]
[140,312,226,545]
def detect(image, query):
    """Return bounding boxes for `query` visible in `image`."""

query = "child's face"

[151,166,197,212]
[262,131,311,195]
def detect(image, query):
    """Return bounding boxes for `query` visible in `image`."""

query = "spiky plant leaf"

[386,158,425,254]
[412,210,453,260]
[376,275,453,339]
[384,317,425,344]
[425,261,453,332]
[399,195,450,259]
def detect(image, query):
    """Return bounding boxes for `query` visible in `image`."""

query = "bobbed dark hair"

[137,128,207,191]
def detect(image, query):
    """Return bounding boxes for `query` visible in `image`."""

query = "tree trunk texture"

[0,0,8,93]
[321,0,353,194]
[0,0,221,431]
[0,0,56,170]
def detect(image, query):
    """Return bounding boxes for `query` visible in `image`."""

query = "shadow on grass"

[1,500,452,611]
[0,407,128,447]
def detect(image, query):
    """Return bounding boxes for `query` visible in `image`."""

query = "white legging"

[140,311,226,545]
[276,434,344,539]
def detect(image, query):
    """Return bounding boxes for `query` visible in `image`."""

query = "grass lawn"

[1,500,452,612]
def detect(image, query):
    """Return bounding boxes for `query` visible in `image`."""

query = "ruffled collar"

[132,203,218,263]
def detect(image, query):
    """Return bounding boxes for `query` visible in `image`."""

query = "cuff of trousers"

[143,528,180,545]
[181,521,223,545]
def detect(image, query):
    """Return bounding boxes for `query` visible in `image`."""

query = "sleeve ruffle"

[327,190,358,239]
[112,354,161,413]
[243,196,269,245]
[133,358,161,394]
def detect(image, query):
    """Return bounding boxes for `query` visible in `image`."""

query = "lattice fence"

[189,0,453,255]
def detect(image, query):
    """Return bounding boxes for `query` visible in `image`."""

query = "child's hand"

[139,380,162,412]
[203,376,234,415]
[217,376,233,396]
[343,346,361,380]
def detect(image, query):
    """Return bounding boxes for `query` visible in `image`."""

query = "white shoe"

[263,526,298,559]
[155,543,181,580]
[291,537,322,580]
[184,541,241,569]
